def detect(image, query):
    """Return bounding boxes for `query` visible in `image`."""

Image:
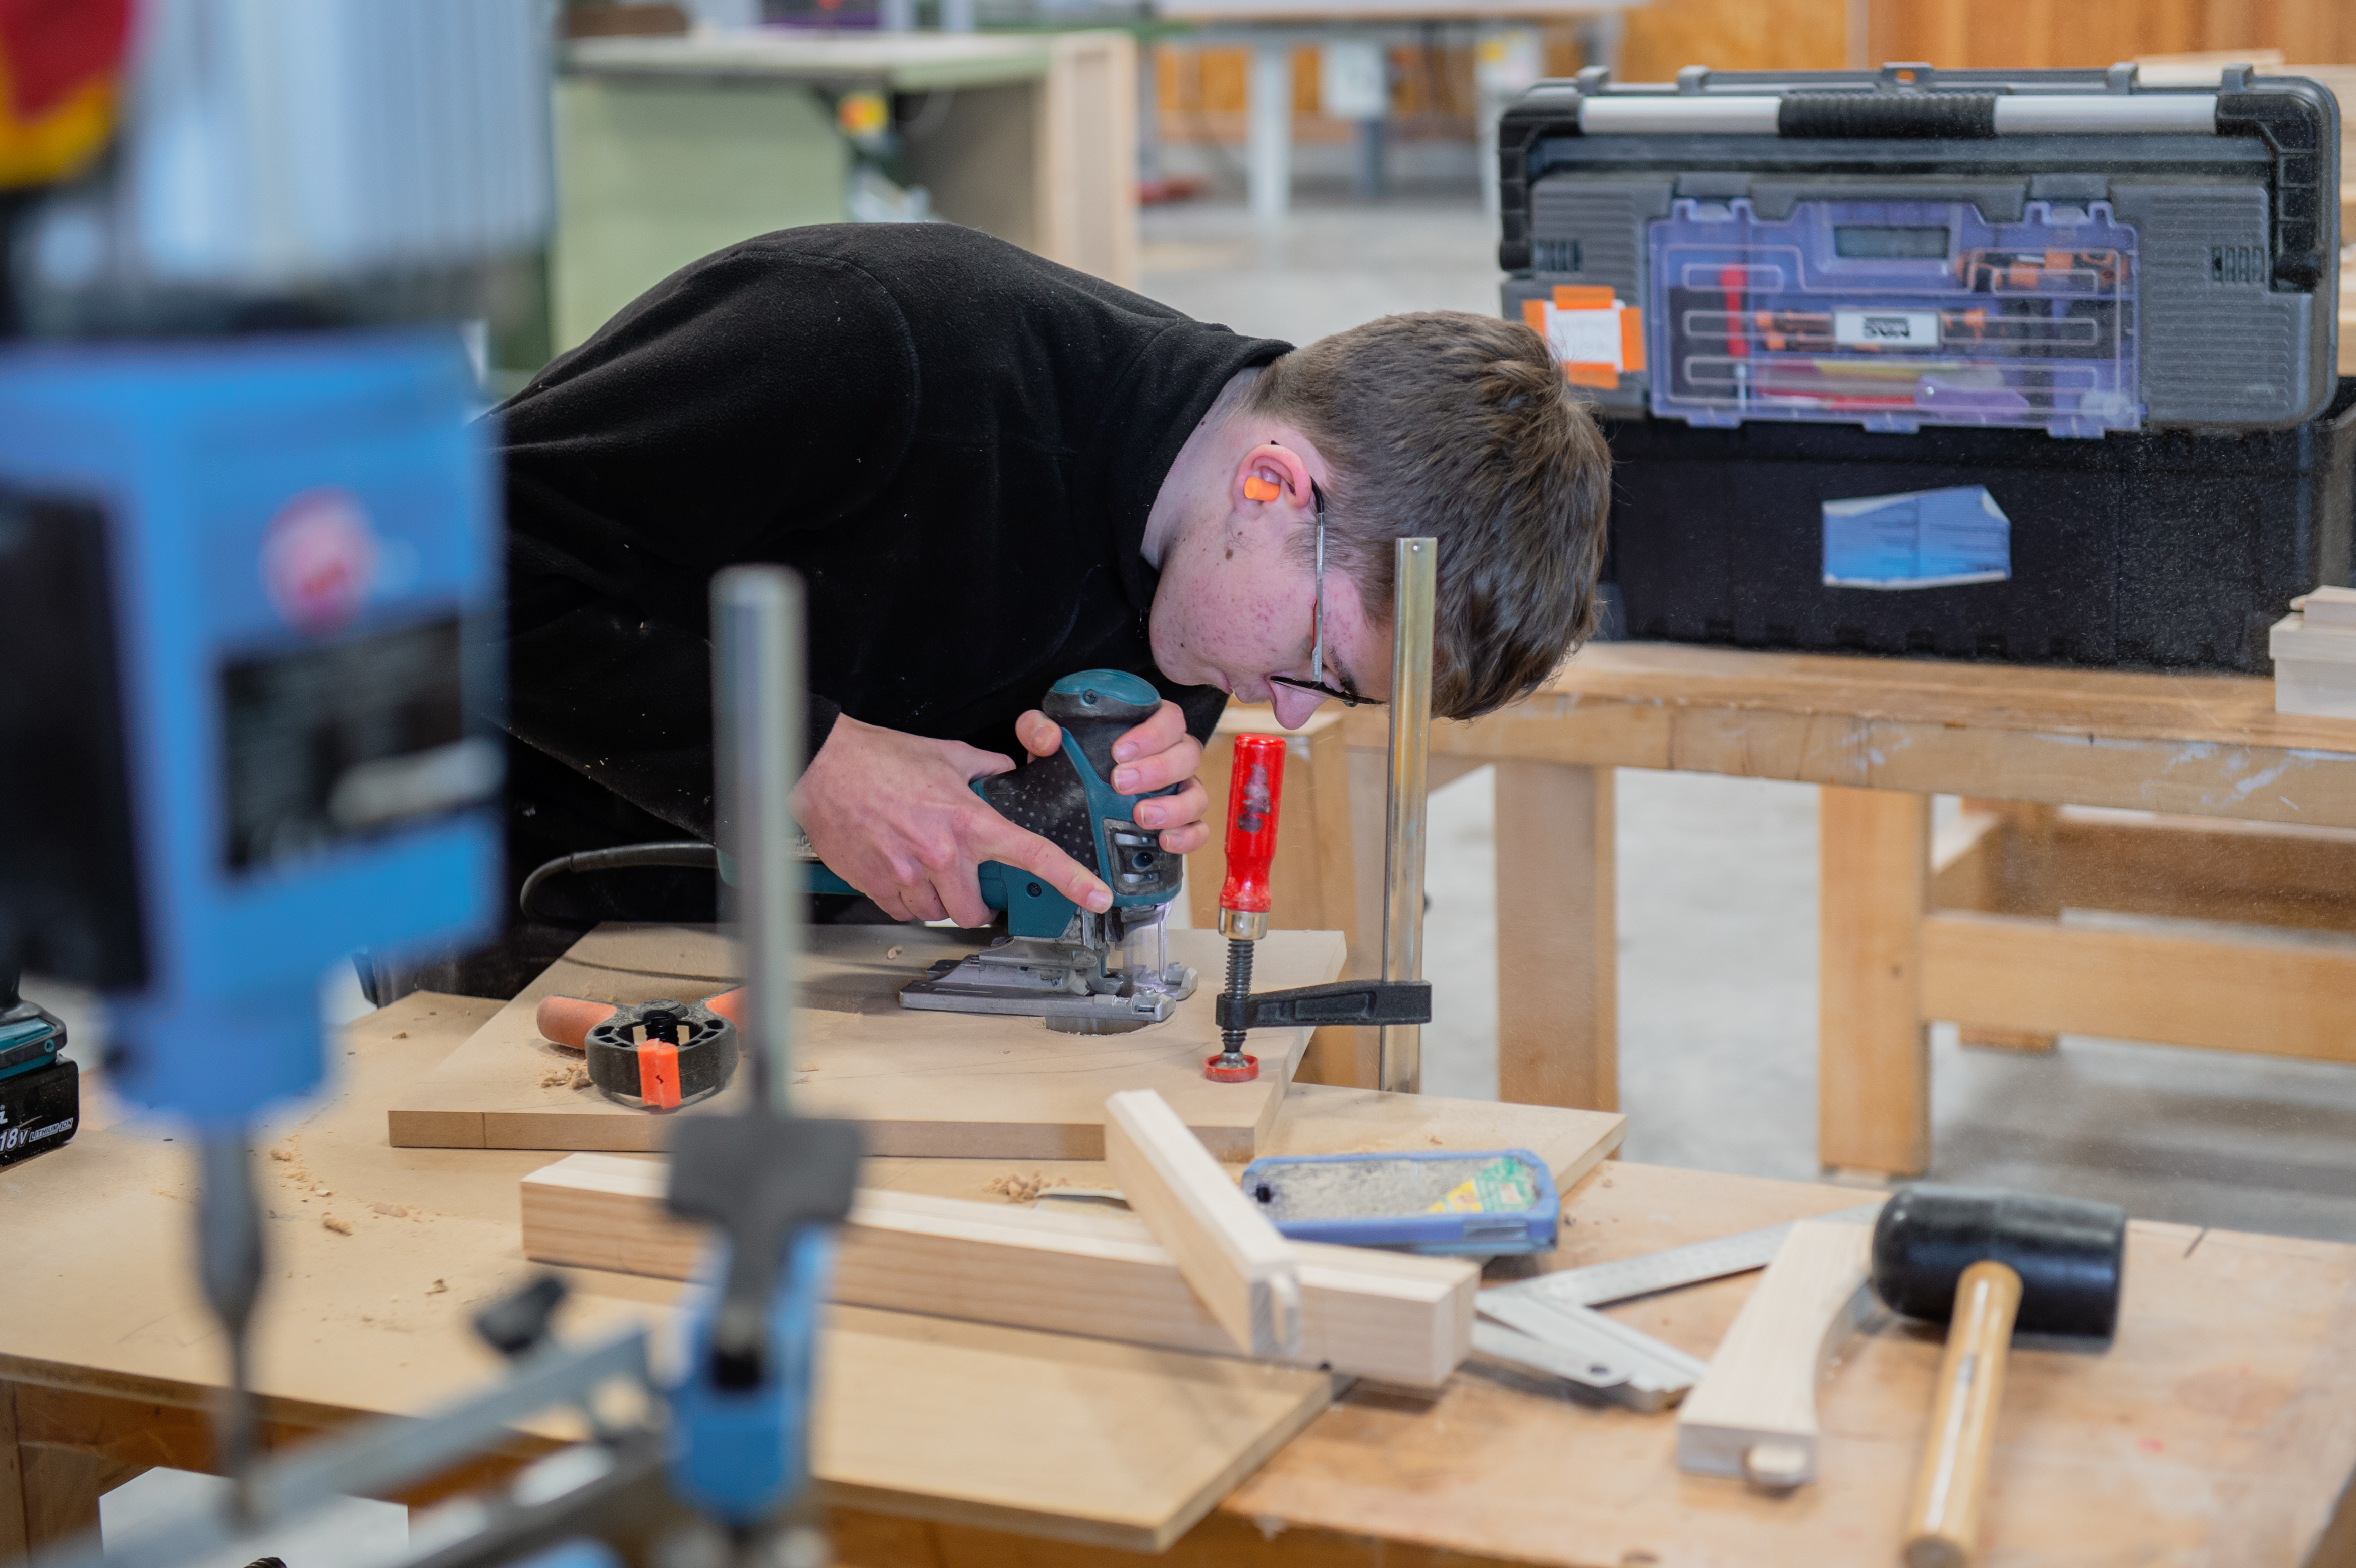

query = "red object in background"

[1139,176,1208,206]
[1218,734,1285,917]
[0,0,133,187]
[0,0,129,118]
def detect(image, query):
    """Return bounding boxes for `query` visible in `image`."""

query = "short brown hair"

[1247,312,1609,720]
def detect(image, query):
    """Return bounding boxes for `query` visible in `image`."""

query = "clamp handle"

[1218,734,1286,928]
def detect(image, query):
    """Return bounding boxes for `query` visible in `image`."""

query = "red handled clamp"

[1208,734,1286,1082]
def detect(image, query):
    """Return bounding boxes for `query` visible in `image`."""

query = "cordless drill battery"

[0,1004,78,1167]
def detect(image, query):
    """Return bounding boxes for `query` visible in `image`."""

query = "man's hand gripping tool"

[813,669,1198,1033]
[1206,734,1431,1082]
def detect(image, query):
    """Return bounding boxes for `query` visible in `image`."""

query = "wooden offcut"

[1677,1220,1876,1489]
[520,1153,1476,1388]
[1104,1088,1303,1359]
[387,922,1344,1158]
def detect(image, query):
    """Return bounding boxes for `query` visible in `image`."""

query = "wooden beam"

[1949,803,2060,1053]
[1676,1220,1875,1488]
[2042,810,2356,934]
[519,1155,1472,1388]
[1920,911,2356,1063]
[1105,1090,1303,1359]
[1493,760,1617,1111]
[1819,787,1931,1178]
[1340,643,2356,831]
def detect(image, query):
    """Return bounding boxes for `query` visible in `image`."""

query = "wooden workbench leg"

[1,1383,27,1562]
[1494,761,1617,1111]
[1820,786,1931,1178]
[1954,801,2059,1054]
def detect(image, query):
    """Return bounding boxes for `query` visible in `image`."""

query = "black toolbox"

[1498,63,2348,670]
[1599,377,2356,671]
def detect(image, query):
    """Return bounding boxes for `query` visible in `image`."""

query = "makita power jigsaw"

[814,668,1198,1033]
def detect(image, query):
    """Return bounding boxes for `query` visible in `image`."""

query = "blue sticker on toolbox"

[1822,485,2011,590]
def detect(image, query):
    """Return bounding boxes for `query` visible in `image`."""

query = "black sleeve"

[497,242,916,829]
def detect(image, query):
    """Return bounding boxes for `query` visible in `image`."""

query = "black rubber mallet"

[1871,1185,2128,1568]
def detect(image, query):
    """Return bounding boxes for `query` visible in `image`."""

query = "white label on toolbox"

[1834,307,1941,348]
[1548,308,1623,368]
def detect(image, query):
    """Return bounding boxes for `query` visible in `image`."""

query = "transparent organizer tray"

[1648,198,2140,437]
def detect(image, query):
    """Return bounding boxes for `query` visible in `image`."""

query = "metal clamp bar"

[713,566,803,1114]
[1379,537,1436,1095]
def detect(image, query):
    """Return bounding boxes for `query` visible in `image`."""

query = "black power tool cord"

[517,840,719,926]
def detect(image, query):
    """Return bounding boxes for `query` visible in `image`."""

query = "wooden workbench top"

[7,985,2354,1565]
[1339,642,2356,827]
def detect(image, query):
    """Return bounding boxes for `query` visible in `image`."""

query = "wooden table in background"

[1299,643,2356,1176]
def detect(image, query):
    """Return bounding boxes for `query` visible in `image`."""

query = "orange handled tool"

[1208,734,1285,1082]
[535,986,744,1051]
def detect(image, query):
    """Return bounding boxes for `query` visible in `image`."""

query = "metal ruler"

[1470,1203,1883,1410]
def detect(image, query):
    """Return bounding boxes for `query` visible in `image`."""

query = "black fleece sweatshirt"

[492,224,1289,916]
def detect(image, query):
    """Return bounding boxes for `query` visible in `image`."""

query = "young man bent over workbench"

[372,224,1610,999]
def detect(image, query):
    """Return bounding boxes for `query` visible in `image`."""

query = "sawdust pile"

[538,1065,593,1090]
[983,1170,1072,1204]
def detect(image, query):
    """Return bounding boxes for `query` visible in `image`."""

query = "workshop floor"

[1143,190,2356,1246]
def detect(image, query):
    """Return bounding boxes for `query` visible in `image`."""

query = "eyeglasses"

[1268,481,1384,709]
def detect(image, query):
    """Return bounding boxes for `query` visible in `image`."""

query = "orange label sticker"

[1525,290,1645,389]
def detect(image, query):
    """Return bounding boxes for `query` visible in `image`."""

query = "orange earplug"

[1243,475,1282,502]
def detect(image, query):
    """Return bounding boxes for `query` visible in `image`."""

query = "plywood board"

[816,1304,1330,1550]
[521,1154,1475,1389]
[387,923,1345,1158]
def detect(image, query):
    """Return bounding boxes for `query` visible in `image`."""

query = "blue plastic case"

[1238,1148,1560,1257]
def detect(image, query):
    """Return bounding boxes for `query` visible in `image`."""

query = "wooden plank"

[1104,1090,1302,1360]
[1341,643,2356,830]
[387,923,1344,1159]
[1675,1220,1876,1487]
[1819,786,1931,1177]
[813,1304,1330,1552]
[1493,760,1617,1112]
[519,1154,1476,1389]
[2043,808,2356,933]
[1920,911,2356,1063]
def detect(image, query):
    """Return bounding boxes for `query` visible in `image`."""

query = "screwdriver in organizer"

[1208,733,1286,1082]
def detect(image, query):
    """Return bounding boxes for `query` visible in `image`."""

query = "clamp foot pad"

[1203,1054,1260,1083]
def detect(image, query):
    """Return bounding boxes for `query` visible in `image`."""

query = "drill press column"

[1210,733,1286,1082]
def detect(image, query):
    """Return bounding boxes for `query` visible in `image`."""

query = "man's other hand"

[1015,698,1211,856]
[794,714,1113,926]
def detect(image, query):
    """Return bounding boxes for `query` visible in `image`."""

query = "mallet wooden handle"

[1903,1259,2023,1568]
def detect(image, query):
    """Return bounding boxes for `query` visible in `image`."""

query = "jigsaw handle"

[1218,734,1286,937]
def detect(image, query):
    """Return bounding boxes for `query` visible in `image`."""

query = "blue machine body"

[666,1226,835,1524]
[808,668,1179,939]
[0,331,502,1125]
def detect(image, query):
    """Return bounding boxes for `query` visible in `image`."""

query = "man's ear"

[1233,444,1316,517]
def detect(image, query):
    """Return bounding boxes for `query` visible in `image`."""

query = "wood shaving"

[313,1186,332,1196]
[392,1030,409,1039]
[983,1170,1071,1204]
[370,1202,408,1219]
[426,1278,448,1295]
[538,1066,592,1089]
[322,1215,353,1236]
[269,1147,295,1162]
